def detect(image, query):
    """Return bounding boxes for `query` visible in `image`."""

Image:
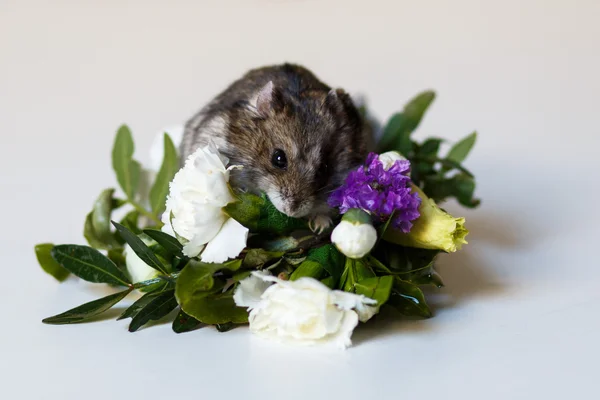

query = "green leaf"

[92,188,117,245]
[320,276,336,289]
[216,322,236,332]
[306,244,344,283]
[120,210,141,234]
[223,259,243,272]
[149,134,179,215]
[51,245,131,286]
[128,289,178,332]
[35,243,70,282]
[253,236,300,252]
[107,248,126,270]
[84,212,110,250]
[419,138,443,156]
[143,229,184,258]
[374,244,443,287]
[181,291,248,325]
[377,91,436,154]
[446,131,477,164]
[132,277,164,290]
[388,279,432,318]
[289,260,325,281]
[243,249,284,268]
[42,288,132,324]
[423,173,480,208]
[112,221,169,275]
[112,124,141,200]
[175,260,249,326]
[117,282,170,320]
[175,260,220,306]
[224,192,307,234]
[354,275,394,305]
[339,258,375,292]
[172,309,203,334]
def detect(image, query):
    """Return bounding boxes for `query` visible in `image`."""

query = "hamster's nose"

[285,198,311,218]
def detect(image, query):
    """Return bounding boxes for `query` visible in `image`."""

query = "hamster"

[180,64,368,232]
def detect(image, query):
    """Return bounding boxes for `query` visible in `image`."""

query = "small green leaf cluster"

[377,91,480,208]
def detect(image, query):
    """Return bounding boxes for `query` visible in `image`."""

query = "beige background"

[1,1,599,399]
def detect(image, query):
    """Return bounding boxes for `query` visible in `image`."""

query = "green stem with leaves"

[128,200,162,226]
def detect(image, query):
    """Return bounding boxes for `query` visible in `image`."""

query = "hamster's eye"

[271,149,288,170]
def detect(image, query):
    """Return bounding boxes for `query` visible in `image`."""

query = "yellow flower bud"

[383,185,468,253]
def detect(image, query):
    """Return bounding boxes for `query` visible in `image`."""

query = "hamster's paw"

[309,215,333,234]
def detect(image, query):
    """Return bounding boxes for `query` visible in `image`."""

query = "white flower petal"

[236,273,375,349]
[322,310,359,349]
[233,271,273,309]
[200,218,249,263]
[162,145,244,262]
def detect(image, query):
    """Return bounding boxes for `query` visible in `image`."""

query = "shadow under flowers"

[352,209,537,346]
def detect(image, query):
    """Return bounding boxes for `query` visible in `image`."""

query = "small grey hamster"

[180,64,368,231]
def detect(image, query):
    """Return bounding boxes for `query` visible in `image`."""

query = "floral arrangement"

[36,91,479,348]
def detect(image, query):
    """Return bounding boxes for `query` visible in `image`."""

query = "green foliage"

[175,260,248,325]
[143,229,185,258]
[224,192,308,234]
[242,249,284,268]
[372,243,443,288]
[375,91,479,207]
[35,243,70,282]
[387,279,432,318]
[51,245,131,286]
[149,134,179,215]
[377,91,436,155]
[172,309,203,334]
[446,131,477,165]
[305,244,344,284]
[128,289,178,332]
[112,221,169,274]
[289,260,325,280]
[43,288,132,324]
[354,276,394,305]
[112,125,141,200]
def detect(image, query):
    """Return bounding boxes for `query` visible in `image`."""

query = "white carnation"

[161,145,248,263]
[234,272,378,349]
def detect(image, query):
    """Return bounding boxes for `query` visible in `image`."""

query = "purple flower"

[328,153,421,233]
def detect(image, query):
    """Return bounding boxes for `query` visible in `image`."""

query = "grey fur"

[180,63,368,221]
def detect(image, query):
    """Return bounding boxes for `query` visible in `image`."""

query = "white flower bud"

[378,151,407,170]
[124,240,160,284]
[330,209,377,259]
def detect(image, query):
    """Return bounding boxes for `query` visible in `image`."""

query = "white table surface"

[1,1,599,399]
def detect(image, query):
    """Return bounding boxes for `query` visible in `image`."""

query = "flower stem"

[411,156,474,177]
[127,200,162,226]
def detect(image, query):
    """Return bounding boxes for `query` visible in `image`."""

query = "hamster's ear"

[249,81,282,117]
[325,88,361,124]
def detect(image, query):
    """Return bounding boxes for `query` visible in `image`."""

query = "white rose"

[124,241,160,283]
[378,150,407,170]
[234,271,378,349]
[330,209,377,259]
[161,145,249,262]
